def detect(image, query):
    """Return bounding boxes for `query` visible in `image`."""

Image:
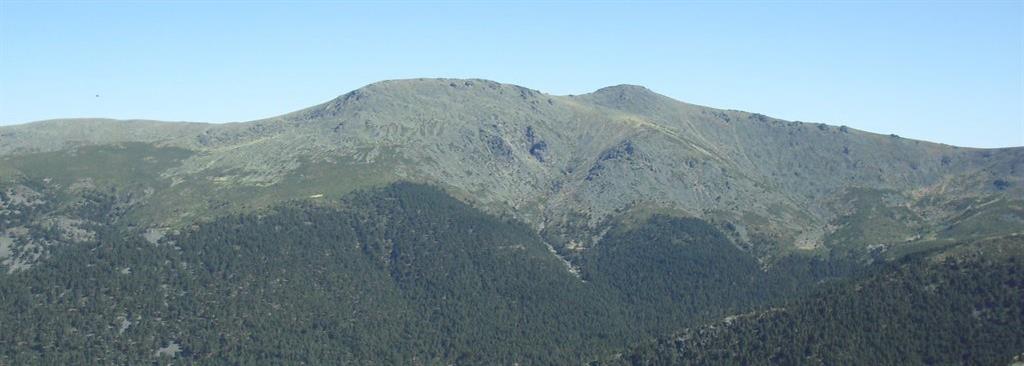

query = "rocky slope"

[1,78,1021,271]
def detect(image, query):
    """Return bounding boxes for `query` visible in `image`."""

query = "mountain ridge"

[1,77,1006,150]
[1,78,1021,272]
[2,78,1014,152]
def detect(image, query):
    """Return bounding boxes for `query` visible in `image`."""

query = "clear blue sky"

[1,1,1021,148]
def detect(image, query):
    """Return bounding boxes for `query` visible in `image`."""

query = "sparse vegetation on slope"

[2,79,1019,266]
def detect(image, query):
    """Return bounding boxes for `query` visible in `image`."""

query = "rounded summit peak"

[295,78,547,121]
[354,78,508,93]
[593,84,651,93]
[588,84,659,98]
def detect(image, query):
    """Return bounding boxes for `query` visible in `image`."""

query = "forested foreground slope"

[603,236,1024,366]
[0,183,812,364]
[2,183,1020,364]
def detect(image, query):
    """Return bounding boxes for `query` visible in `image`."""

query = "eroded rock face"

[482,129,514,161]
[587,140,644,181]
[525,126,549,163]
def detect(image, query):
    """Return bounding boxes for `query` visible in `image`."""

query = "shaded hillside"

[604,235,1024,366]
[1,183,812,365]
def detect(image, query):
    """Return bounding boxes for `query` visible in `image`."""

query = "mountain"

[3,78,1020,268]
[1,78,1021,364]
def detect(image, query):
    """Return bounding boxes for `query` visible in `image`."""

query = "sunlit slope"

[2,78,1021,268]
